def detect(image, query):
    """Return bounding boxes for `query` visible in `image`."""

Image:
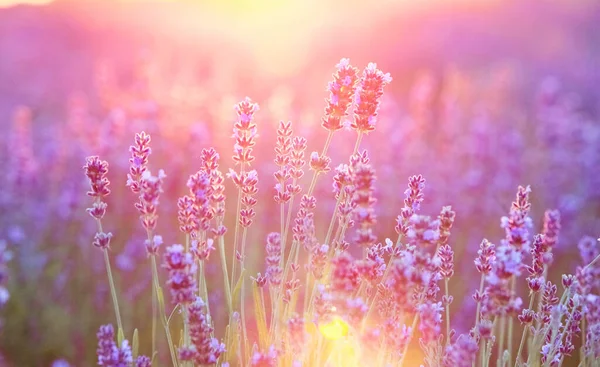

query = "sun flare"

[318,316,350,341]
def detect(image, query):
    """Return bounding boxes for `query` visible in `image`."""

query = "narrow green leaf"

[231,269,247,309]
[117,327,125,346]
[151,351,158,365]
[252,282,269,350]
[132,328,139,359]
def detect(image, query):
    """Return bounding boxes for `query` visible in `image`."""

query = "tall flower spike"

[290,136,307,181]
[351,153,377,248]
[96,324,133,366]
[321,58,360,132]
[351,62,392,134]
[84,156,111,200]
[274,121,293,204]
[126,131,152,194]
[232,97,259,166]
[500,185,533,251]
[135,169,166,234]
[437,206,456,247]
[163,244,196,304]
[265,232,283,287]
[179,298,225,365]
[395,174,426,238]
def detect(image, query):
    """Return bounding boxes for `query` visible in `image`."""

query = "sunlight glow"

[318,316,350,340]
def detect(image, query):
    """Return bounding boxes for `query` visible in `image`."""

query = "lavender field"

[1,0,600,366]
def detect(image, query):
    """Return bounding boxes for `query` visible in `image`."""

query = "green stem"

[353,132,363,155]
[240,227,249,363]
[584,252,600,270]
[475,274,486,327]
[230,184,243,290]
[103,248,123,334]
[514,293,535,367]
[218,231,233,315]
[151,273,157,363]
[151,256,178,367]
[497,316,506,367]
[146,229,157,363]
[323,190,344,248]
[303,271,312,314]
[306,131,334,198]
[445,277,451,346]
[95,217,123,335]
[282,178,299,246]
[507,276,517,362]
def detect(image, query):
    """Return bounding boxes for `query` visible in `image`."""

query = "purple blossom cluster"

[79,59,600,367]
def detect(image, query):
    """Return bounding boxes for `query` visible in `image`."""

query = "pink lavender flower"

[265,232,282,287]
[84,156,114,251]
[287,315,306,354]
[273,121,293,204]
[187,169,214,233]
[538,281,559,325]
[96,324,133,366]
[292,195,317,247]
[232,97,259,166]
[313,284,333,323]
[351,153,377,248]
[330,251,360,295]
[437,245,454,279]
[406,214,440,248]
[518,308,535,324]
[356,242,386,285]
[386,323,412,359]
[308,151,331,174]
[526,234,546,292]
[179,298,225,365]
[344,297,368,325]
[135,356,151,367]
[395,175,426,238]
[163,244,196,304]
[310,244,329,280]
[474,239,496,275]
[126,132,151,194]
[541,209,560,257]
[84,156,111,201]
[135,170,166,233]
[443,334,478,367]
[191,238,215,261]
[283,278,301,304]
[351,62,392,134]
[144,235,163,256]
[93,232,113,250]
[250,345,278,367]
[321,58,360,132]
[437,206,456,247]
[418,301,443,344]
[178,195,196,235]
[229,169,259,228]
[290,136,307,181]
[500,185,533,251]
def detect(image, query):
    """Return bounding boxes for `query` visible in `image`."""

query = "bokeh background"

[1,0,600,365]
